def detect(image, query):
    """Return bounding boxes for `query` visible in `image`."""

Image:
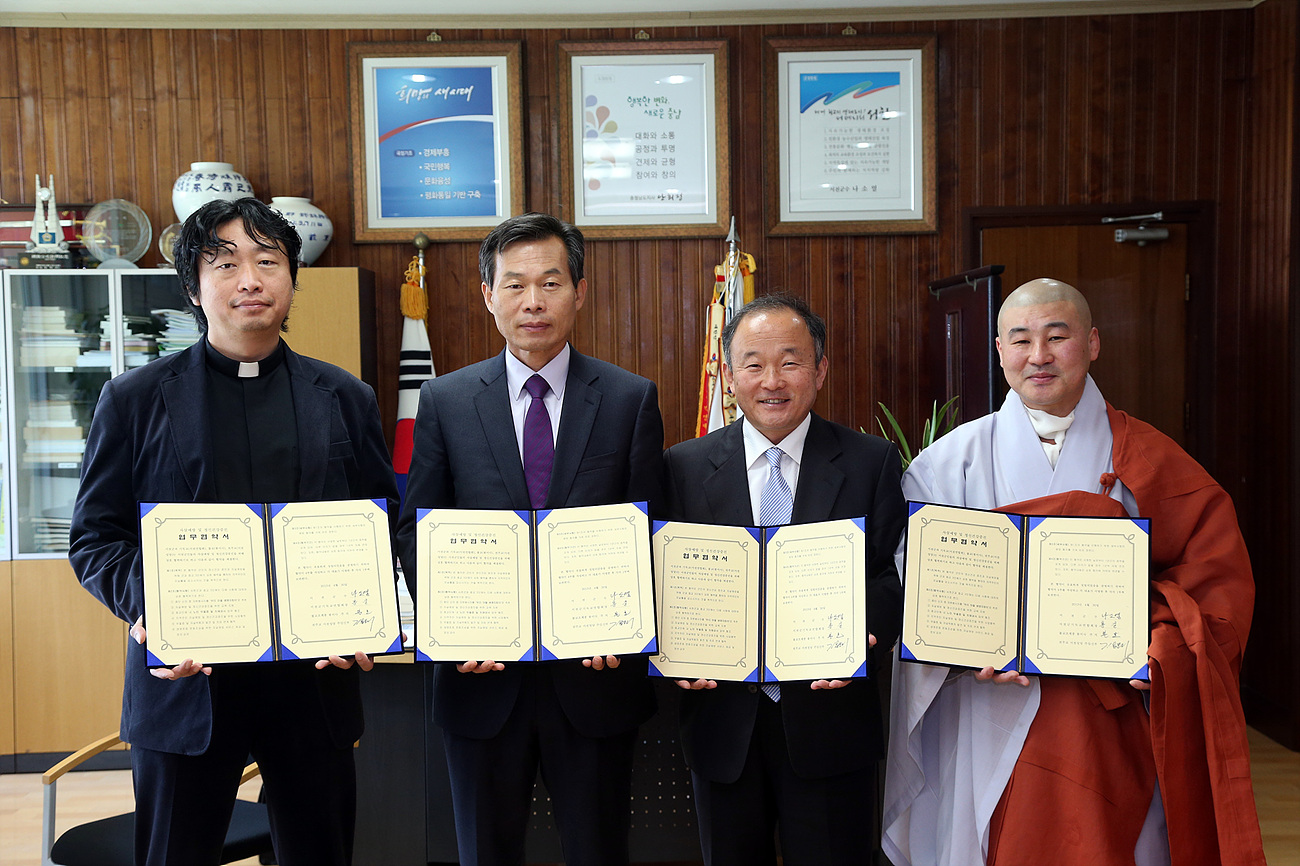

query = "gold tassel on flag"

[400,257,428,320]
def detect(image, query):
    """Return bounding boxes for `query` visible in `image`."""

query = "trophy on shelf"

[81,199,152,269]
[21,174,73,268]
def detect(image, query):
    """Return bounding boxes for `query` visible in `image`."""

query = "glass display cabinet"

[2,269,197,557]
[0,266,367,767]
[0,268,199,767]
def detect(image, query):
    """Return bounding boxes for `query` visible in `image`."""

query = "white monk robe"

[882,375,1153,866]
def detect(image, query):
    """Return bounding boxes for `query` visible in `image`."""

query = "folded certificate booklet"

[648,518,870,683]
[901,502,1151,680]
[413,501,656,663]
[139,499,403,666]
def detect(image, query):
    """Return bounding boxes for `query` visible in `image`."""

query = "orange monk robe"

[987,407,1265,866]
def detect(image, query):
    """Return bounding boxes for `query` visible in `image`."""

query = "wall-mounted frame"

[557,40,729,239]
[764,35,936,236]
[348,41,524,243]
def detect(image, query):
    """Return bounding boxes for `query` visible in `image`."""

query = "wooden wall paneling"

[11,559,125,754]
[0,97,19,207]
[975,22,999,206]
[1113,19,1137,202]
[0,9,1295,739]
[36,31,67,191]
[1130,16,1157,196]
[1214,21,1251,510]
[1240,0,1299,749]
[0,28,16,101]
[191,33,223,174]
[56,32,83,195]
[103,32,132,202]
[618,243,645,379]
[15,30,41,190]
[1083,18,1109,199]
[1041,19,1070,205]
[1286,0,1300,752]
[0,562,13,758]
[821,236,847,405]
[1056,18,1085,203]
[999,19,1022,204]
[1018,20,1044,205]
[1171,16,1204,193]
[665,240,704,448]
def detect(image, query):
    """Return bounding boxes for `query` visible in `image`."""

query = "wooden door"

[982,224,1189,445]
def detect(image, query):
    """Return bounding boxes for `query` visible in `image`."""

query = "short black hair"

[479,212,585,288]
[722,292,828,368]
[173,197,301,335]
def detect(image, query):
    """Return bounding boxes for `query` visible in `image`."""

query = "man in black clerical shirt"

[69,197,398,866]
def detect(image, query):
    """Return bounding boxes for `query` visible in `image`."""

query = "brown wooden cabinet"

[287,267,378,388]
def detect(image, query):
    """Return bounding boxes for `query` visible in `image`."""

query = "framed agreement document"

[764,35,936,235]
[413,502,656,662]
[139,499,403,666]
[348,41,523,242]
[557,40,730,238]
[901,502,1151,679]
[650,517,869,683]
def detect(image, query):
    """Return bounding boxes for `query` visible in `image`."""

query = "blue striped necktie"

[759,446,792,701]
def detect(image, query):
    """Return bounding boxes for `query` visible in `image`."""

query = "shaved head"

[995,277,1100,415]
[998,278,1092,337]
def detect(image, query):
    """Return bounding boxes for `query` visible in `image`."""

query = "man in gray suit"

[396,212,663,866]
[661,293,906,865]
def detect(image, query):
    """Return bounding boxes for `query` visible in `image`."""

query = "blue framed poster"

[349,41,523,242]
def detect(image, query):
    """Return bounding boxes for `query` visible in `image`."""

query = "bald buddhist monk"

[882,279,1265,866]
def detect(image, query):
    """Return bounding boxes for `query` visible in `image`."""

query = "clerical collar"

[203,339,287,379]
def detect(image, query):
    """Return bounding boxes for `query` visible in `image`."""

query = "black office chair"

[41,732,274,866]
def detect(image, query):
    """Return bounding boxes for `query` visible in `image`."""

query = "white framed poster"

[558,40,730,239]
[765,36,936,235]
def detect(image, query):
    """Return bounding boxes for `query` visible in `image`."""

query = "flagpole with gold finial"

[695,217,756,436]
[393,233,436,500]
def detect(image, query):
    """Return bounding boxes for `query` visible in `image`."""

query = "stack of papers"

[153,308,200,356]
[20,306,87,367]
[32,504,74,553]
[23,400,86,465]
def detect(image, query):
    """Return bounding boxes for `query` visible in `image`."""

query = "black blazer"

[396,348,664,739]
[69,341,399,755]
[661,414,905,781]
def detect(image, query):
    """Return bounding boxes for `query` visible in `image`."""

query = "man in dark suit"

[396,212,663,866]
[661,293,906,866]
[69,197,398,866]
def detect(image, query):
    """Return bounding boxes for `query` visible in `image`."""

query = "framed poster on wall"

[557,40,730,239]
[348,41,523,242]
[764,35,936,235]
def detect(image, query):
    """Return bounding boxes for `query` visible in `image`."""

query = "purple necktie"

[523,375,554,509]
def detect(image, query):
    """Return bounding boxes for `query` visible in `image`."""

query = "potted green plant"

[875,396,960,468]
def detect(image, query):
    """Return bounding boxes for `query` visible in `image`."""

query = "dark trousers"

[442,667,638,866]
[131,665,356,866]
[690,695,877,866]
